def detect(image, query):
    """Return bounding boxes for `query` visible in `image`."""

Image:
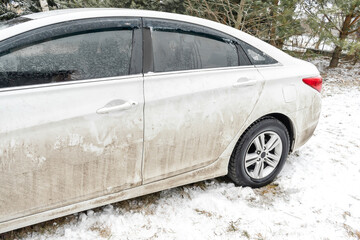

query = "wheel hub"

[244,131,283,179]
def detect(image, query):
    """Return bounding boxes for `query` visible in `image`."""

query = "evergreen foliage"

[303,0,360,67]
[185,0,304,48]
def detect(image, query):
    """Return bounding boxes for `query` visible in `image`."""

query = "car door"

[0,18,143,222]
[143,19,264,183]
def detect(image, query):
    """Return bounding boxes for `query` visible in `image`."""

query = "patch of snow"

[25,153,46,167]
[10,139,16,148]
[54,134,105,156]
[311,57,360,85]
[68,133,84,147]
[81,143,104,156]
[285,35,335,52]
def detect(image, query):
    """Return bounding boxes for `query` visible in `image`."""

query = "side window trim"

[235,43,252,66]
[142,26,154,73]
[130,27,143,75]
[0,18,141,56]
[143,18,239,44]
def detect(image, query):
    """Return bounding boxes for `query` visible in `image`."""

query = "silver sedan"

[0,8,322,233]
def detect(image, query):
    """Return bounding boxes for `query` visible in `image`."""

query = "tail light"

[302,76,323,92]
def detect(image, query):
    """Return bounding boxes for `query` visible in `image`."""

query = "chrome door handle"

[232,79,257,88]
[96,100,138,114]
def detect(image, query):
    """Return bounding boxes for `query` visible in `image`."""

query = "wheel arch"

[230,112,296,158]
[263,113,295,153]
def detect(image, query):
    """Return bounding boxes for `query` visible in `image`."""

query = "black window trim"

[142,20,154,73]
[130,26,143,75]
[235,42,252,66]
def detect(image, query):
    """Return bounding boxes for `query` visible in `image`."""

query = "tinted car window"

[0,18,141,89]
[147,20,238,73]
[0,30,132,88]
[240,41,278,65]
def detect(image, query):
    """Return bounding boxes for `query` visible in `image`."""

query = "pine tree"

[0,0,48,20]
[0,1,17,21]
[185,0,303,48]
[304,0,360,67]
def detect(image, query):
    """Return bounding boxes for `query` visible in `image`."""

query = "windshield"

[0,17,31,31]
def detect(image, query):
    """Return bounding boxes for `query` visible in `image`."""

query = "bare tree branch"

[323,13,342,32]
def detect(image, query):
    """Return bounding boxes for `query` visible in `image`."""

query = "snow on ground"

[284,35,335,53]
[3,58,360,240]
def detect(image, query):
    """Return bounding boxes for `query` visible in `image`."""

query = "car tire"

[228,117,290,188]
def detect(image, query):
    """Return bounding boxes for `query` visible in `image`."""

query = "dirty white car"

[0,9,322,233]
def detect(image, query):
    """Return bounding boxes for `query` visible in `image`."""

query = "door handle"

[96,100,138,114]
[232,78,257,88]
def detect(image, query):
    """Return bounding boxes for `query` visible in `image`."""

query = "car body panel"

[252,60,321,150]
[0,152,230,234]
[143,67,264,183]
[0,75,144,223]
[0,9,321,233]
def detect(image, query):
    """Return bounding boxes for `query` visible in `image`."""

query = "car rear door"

[0,18,144,222]
[142,19,264,183]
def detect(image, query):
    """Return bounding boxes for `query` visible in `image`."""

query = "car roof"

[0,8,296,65]
[25,8,130,20]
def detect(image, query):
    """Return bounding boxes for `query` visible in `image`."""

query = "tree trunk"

[314,39,322,50]
[329,45,343,67]
[39,0,49,12]
[275,39,284,49]
[329,11,354,67]
[269,0,279,47]
[353,51,359,65]
[234,0,246,30]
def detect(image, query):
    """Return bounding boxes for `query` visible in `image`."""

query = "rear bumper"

[294,116,319,150]
[291,97,321,150]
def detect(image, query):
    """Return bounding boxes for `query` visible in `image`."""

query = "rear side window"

[146,19,239,73]
[240,41,278,65]
[0,18,140,89]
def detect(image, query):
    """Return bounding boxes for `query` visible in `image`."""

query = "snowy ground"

[2,57,360,240]
[284,35,335,53]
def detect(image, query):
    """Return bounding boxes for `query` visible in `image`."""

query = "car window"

[239,41,278,65]
[0,30,133,88]
[0,18,141,89]
[146,19,239,73]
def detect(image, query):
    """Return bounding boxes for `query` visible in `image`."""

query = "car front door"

[0,18,144,222]
[142,19,264,183]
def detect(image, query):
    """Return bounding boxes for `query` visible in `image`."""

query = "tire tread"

[228,117,290,187]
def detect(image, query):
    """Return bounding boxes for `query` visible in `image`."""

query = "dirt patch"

[89,223,112,239]
[343,224,360,239]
